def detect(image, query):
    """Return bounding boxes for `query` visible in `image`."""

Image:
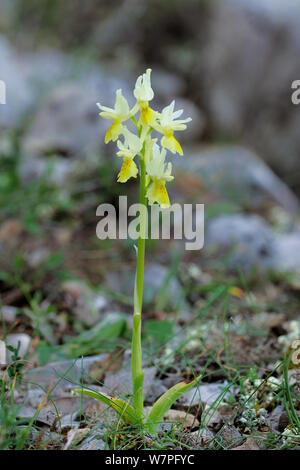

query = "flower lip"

[146,145,173,208]
[147,179,170,208]
[117,157,138,183]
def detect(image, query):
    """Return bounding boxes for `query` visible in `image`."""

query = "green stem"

[131,157,146,418]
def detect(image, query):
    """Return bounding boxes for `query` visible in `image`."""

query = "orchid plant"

[75,69,201,434]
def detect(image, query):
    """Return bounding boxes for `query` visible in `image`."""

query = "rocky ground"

[0,0,300,451]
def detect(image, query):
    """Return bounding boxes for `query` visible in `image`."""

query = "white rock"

[180,146,299,213]
[204,0,300,177]
[0,340,6,365]
[206,213,300,273]
[178,382,229,408]
[6,333,31,360]
[62,280,111,325]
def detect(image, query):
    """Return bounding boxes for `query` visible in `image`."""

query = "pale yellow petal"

[146,179,170,208]
[117,157,138,183]
[105,120,123,144]
[139,103,157,127]
[161,133,183,155]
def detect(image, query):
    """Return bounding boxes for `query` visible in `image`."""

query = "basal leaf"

[145,375,201,434]
[73,388,143,425]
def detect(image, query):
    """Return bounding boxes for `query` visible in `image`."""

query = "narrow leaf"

[145,375,201,434]
[74,388,142,425]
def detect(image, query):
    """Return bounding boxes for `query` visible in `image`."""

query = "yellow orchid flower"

[116,128,142,183]
[146,143,174,208]
[154,100,192,155]
[97,89,131,143]
[133,69,157,127]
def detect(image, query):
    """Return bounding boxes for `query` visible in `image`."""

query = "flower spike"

[97,71,192,206]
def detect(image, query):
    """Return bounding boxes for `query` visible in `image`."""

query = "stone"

[18,60,132,184]
[19,397,86,427]
[203,0,300,180]
[252,313,286,334]
[61,280,111,326]
[218,425,244,449]
[0,340,6,365]
[0,35,32,128]
[106,262,185,309]
[181,146,299,213]
[79,438,105,450]
[26,248,50,269]
[206,213,300,273]
[17,425,61,446]
[157,422,173,434]
[6,333,31,360]
[143,263,184,307]
[22,84,105,158]
[177,382,229,409]
[19,84,106,184]
[78,423,107,450]
[202,404,224,432]
[268,405,285,431]
[273,233,300,273]
[190,428,215,448]
[163,409,199,429]
[0,36,76,129]
[206,214,276,271]
[64,428,90,450]
[25,354,108,394]
[231,437,262,451]
[0,306,18,323]
[146,380,168,404]
[278,411,300,432]
[104,366,156,398]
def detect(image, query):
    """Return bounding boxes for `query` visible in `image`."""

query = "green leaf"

[63,315,127,357]
[13,255,24,272]
[23,213,41,234]
[44,253,64,270]
[73,388,143,425]
[145,375,202,434]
